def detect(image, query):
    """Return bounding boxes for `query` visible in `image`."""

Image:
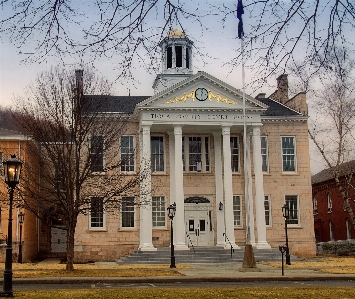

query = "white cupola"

[153,29,194,93]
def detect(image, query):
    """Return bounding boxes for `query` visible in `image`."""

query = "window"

[0,152,3,176]
[329,220,334,241]
[152,196,166,227]
[327,193,332,213]
[264,195,271,226]
[175,46,182,67]
[313,196,318,214]
[151,137,164,172]
[121,197,135,228]
[54,167,65,191]
[188,136,201,171]
[186,48,190,69]
[90,135,104,172]
[90,197,105,229]
[167,47,172,69]
[182,136,210,172]
[230,137,239,172]
[205,137,210,171]
[285,195,299,225]
[346,218,352,240]
[121,136,135,172]
[281,137,296,172]
[261,136,268,172]
[233,195,242,227]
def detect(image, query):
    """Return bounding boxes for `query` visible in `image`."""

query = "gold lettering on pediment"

[165,90,237,105]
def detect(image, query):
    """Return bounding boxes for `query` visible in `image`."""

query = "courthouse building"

[67,29,315,261]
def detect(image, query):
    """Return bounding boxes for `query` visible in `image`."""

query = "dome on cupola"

[168,28,185,38]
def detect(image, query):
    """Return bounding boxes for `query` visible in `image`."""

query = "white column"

[244,131,256,245]
[168,132,176,209]
[222,125,239,249]
[213,132,225,246]
[138,124,156,251]
[253,126,271,249]
[173,125,188,250]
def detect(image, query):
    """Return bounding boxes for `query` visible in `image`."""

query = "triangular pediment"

[135,71,268,113]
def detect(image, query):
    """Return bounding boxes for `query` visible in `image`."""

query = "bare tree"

[11,67,143,270]
[309,50,355,227]
[1,1,354,88]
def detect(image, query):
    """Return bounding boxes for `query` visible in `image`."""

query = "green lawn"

[14,287,355,299]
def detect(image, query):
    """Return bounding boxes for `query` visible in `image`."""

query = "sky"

[0,0,273,105]
[0,0,333,174]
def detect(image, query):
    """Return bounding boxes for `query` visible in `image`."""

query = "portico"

[137,97,271,251]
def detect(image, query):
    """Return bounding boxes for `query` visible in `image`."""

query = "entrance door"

[185,209,211,247]
[51,227,67,252]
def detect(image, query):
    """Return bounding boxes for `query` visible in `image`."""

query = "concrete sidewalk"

[7,261,355,284]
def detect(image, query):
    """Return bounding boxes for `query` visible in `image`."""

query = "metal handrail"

[223,232,234,258]
[186,232,195,253]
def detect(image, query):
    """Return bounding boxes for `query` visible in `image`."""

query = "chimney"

[255,93,266,99]
[276,74,288,103]
[75,70,84,109]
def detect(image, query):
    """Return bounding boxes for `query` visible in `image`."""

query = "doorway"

[184,197,213,247]
[51,226,67,252]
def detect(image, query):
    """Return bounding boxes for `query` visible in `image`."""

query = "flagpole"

[237,0,259,271]
[241,36,250,245]
[238,0,250,246]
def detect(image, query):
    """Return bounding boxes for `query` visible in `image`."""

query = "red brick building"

[312,161,355,243]
[0,128,39,262]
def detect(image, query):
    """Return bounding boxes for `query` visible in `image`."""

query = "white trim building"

[72,29,315,261]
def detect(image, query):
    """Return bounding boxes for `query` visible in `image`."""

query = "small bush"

[318,241,355,255]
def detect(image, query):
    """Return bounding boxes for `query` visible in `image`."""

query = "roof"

[311,160,355,184]
[258,98,302,117]
[0,127,27,140]
[83,72,303,118]
[83,95,301,117]
[83,95,150,114]
[139,71,268,111]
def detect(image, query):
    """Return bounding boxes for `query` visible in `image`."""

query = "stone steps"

[116,246,301,264]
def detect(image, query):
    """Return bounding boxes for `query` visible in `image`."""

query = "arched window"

[327,193,332,213]
[346,218,352,240]
[313,196,318,214]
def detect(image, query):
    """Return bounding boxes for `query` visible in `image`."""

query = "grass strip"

[15,287,355,299]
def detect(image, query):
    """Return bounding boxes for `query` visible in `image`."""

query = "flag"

[237,0,244,39]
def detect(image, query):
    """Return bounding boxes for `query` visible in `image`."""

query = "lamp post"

[18,212,25,264]
[1,154,22,297]
[282,204,291,265]
[167,202,176,268]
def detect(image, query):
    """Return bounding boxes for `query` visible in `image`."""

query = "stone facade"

[37,29,316,262]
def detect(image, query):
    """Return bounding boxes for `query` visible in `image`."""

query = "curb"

[7,275,355,284]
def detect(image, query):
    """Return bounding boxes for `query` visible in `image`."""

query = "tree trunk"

[66,221,76,271]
